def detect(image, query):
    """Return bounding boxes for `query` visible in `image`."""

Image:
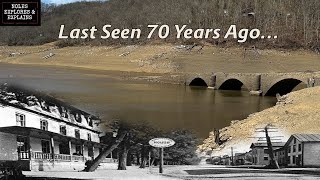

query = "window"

[298,144,302,151]
[61,107,68,118]
[293,138,296,144]
[75,113,82,123]
[264,149,269,154]
[287,156,290,164]
[292,156,296,164]
[288,146,291,153]
[40,120,48,131]
[87,133,91,141]
[75,145,82,155]
[75,129,80,139]
[60,125,67,135]
[264,156,268,161]
[59,143,70,155]
[17,136,29,159]
[16,113,25,127]
[41,140,50,153]
[293,145,296,152]
[88,117,93,127]
[88,146,94,158]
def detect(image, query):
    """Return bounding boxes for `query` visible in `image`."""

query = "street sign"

[148,138,175,148]
[149,138,175,174]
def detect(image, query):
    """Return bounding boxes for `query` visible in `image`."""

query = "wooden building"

[284,134,320,167]
[250,142,285,166]
[0,88,107,171]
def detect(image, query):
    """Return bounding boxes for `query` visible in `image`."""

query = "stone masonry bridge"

[185,72,320,96]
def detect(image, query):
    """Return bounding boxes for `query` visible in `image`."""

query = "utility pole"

[251,124,283,169]
[231,147,234,166]
[265,126,280,169]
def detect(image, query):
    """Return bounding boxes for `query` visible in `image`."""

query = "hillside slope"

[0,0,319,50]
[198,87,320,156]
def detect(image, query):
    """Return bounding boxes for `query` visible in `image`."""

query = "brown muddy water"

[0,63,276,138]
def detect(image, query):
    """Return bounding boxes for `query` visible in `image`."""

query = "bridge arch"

[265,78,307,96]
[189,78,208,87]
[219,78,247,90]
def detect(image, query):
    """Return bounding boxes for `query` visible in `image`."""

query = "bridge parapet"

[215,72,261,91]
[260,72,320,96]
[185,73,213,87]
[186,71,320,96]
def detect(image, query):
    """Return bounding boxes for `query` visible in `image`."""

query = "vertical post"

[159,148,163,173]
[28,136,31,160]
[68,140,72,161]
[92,146,95,160]
[81,142,85,161]
[50,137,55,161]
[148,151,151,167]
[231,147,234,166]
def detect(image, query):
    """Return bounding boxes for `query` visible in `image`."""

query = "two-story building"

[250,142,285,166]
[274,147,286,166]
[0,87,107,171]
[284,134,320,167]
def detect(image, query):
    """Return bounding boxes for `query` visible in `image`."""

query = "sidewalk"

[23,166,180,180]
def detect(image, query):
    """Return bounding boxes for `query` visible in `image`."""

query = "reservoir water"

[0,63,276,138]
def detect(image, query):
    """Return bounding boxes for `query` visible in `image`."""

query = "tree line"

[0,0,319,50]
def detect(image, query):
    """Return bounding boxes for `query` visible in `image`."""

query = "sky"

[42,0,106,5]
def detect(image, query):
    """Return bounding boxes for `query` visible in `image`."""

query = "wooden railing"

[31,152,86,162]
[18,152,30,160]
[72,155,85,162]
[32,152,53,160]
[54,154,72,161]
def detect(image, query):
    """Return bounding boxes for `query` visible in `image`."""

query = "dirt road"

[160,165,320,180]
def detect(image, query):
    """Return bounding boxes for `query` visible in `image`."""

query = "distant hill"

[0,0,319,50]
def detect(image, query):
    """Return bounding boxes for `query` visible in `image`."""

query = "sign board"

[0,0,41,26]
[149,138,175,148]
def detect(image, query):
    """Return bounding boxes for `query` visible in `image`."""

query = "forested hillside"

[0,0,319,50]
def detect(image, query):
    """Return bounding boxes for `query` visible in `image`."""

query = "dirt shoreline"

[1,44,319,87]
[1,44,320,75]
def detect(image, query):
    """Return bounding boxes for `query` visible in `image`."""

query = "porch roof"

[0,126,107,148]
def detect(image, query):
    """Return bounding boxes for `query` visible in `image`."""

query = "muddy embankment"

[1,43,320,85]
[198,87,320,156]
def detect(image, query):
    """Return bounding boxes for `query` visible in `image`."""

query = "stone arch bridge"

[185,72,320,96]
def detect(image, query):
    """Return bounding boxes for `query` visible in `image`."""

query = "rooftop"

[291,134,320,142]
[250,142,285,148]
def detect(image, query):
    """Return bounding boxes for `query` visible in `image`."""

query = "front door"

[17,136,30,160]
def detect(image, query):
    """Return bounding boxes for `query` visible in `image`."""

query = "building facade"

[250,142,285,166]
[0,92,106,171]
[234,151,253,165]
[285,134,320,167]
[274,147,286,166]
